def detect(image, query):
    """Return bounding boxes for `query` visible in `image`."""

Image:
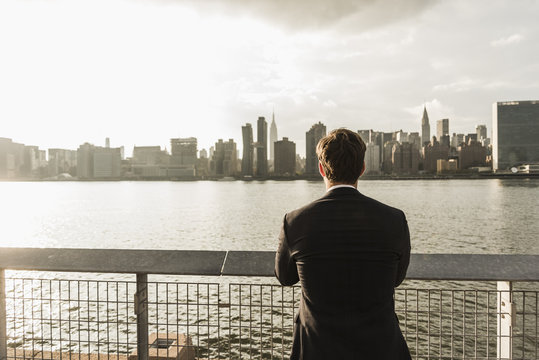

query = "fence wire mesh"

[3,276,538,360]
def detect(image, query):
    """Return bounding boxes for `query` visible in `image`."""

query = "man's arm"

[395,213,411,287]
[274,215,299,286]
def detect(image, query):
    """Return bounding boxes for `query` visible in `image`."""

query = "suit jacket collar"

[322,186,361,199]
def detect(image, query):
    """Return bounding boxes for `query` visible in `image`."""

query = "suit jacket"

[275,187,411,360]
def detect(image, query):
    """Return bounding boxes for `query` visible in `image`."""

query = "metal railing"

[0,248,538,360]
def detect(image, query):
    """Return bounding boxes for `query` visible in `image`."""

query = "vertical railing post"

[135,273,149,360]
[0,269,7,360]
[497,281,513,359]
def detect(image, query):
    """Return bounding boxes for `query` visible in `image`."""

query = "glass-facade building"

[493,101,539,171]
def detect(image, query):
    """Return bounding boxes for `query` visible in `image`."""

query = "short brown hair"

[316,128,366,184]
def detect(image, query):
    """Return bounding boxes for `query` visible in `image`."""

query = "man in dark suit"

[275,128,411,359]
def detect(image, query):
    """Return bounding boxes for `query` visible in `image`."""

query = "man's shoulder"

[285,190,405,223]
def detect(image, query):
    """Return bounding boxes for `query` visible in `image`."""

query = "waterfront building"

[93,147,122,178]
[274,137,296,176]
[437,159,458,173]
[131,146,170,178]
[256,117,268,176]
[196,149,210,178]
[211,139,237,177]
[364,143,380,175]
[396,130,409,144]
[170,138,197,166]
[0,137,25,178]
[270,112,277,162]
[437,119,449,139]
[382,140,398,174]
[421,106,430,145]
[464,133,478,144]
[423,137,449,173]
[476,125,487,141]
[357,129,372,144]
[76,143,95,179]
[451,133,465,148]
[408,132,421,149]
[133,146,168,165]
[22,145,47,178]
[493,100,539,171]
[458,140,487,170]
[392,142,419,175]
[241,123,254,176]
[305,122,326,175]
[436,119,450,148]
[48,148,77,176]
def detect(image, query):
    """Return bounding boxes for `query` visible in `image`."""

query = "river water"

[0,179,538,254]
[1,179,538,358]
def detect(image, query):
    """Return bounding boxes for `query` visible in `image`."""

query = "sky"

[1,0,538,157]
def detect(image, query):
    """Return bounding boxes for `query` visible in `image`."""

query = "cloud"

[404,99,453,120]
[174,0,435,31]
[490,34,523,47]
[433,78,478,93]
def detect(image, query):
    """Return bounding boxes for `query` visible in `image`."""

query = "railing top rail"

[0,248,538,281]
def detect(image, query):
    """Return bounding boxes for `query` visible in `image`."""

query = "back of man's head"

[316,128,366,184]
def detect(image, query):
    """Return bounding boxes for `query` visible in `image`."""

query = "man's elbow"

[274,269,299,286]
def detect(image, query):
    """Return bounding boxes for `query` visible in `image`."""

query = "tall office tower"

[408,132,421,149]
[93,147,122,178]
[357,129,372,144]
[170,137,197,166]
[493,101,539,170]
[437,119,449,139]
[392,142,419,174]
[105,138,110,148]
[421,106,430,146]
[256,117,268,176]
[396,130,409,143]
[364,143,381,175]
[0,137,25,178]
[422,137,449,173]
[382,140,398,173]
[458,141,487,170]
[274,137,296,176]
[212,139,238,176]
[133,146,168,165]
[48,148,77,176]
[305,122,327,175]
[436,119,450,147]
[241,123,254,176]
[451,133,465,148]
[270,112,278,162]
[77,143,95,179]
[476,125,487,140]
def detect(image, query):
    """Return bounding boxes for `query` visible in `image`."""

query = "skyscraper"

[241,123,254,176]
[493,100,539,170]
[170,137,197,166]
[436,119,450,148]
[421,106,430,146]
[305,122,327,175]
[256,116,268,176]
[270,111,278,162]
[211,139,238,177]
[437,119,449,139]
[274,137,296,176]
[476,125,487,140]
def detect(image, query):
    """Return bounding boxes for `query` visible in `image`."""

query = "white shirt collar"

[326,184,358,192]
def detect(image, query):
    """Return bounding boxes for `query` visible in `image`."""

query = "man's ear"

[360,161,366,176]
[318,162,326,177]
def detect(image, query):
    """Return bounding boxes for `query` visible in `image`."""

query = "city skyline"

[0,106,490,161]
[1,1,538,156]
